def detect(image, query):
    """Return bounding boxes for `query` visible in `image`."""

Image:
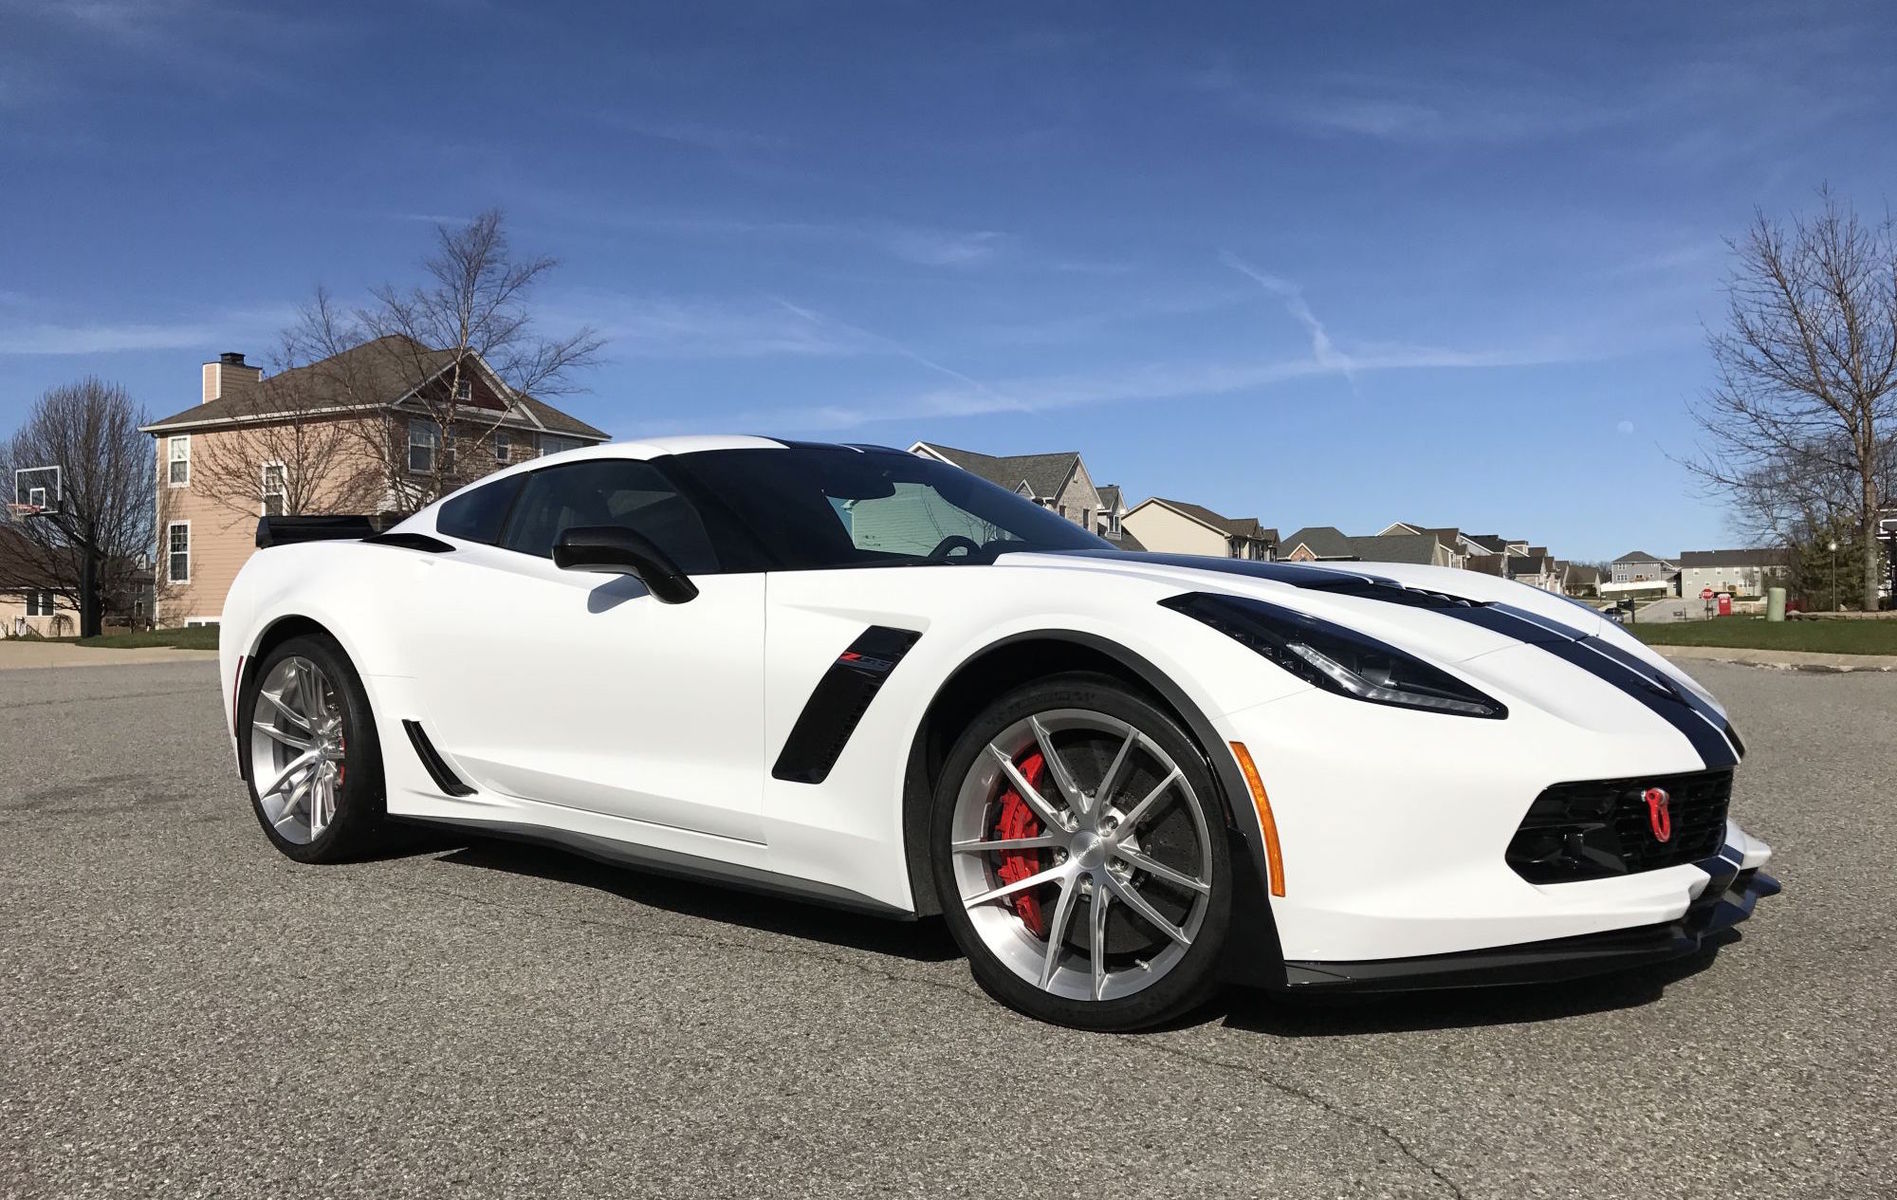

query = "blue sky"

[2,0,1892,559]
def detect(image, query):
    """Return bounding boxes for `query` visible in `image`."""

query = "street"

[2,659,1892,1199]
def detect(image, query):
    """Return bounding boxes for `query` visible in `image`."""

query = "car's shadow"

[1214,930,1740,1036]
[397,828,1738,1030]
[416,832,963,964]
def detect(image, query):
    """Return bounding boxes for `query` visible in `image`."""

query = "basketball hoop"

[5,502,43,519]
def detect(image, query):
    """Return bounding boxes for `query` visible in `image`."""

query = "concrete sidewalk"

[1655,643,1897,672]
[0,642,220,671]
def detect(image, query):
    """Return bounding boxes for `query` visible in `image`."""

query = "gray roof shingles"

[1279,525,1354,558]
[915,442,1082,500]
[143,335,608,440]
[1149,497,1276,544]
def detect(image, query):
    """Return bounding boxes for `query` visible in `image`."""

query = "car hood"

[1000,549,1734,742]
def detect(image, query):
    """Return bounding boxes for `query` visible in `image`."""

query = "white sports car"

[221,436,1777,1030]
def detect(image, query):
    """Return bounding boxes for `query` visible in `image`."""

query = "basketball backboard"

[12,465,61,517]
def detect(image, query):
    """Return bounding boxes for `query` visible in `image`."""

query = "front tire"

[239,633,388,863]
[930,673,1232,1030]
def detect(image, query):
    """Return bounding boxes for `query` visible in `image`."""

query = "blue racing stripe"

[1444,605,1740,769]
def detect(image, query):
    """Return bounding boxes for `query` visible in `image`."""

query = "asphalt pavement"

[2,659,1892,1199]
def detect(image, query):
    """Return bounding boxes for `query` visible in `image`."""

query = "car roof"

[410,436,909,524]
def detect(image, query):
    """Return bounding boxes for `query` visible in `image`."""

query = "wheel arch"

[900,629,1286,988]
[233,616,335,781]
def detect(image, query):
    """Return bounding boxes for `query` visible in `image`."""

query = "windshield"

[670,446,1109,569]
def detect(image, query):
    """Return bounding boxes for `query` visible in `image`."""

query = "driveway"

[1,660,1891,1198]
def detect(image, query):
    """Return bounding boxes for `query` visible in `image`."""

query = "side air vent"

[403,720,476,796]
[772,626,922,785]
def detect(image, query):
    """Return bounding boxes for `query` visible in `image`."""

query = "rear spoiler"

[255,514,403,549]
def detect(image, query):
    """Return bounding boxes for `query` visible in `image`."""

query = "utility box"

[1766,587,1786,621]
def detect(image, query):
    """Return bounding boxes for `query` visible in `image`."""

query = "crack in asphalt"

[1132,1039,1469,1200]
[341,866,1468,1199]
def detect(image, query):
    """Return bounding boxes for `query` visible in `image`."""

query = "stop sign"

[1700,587,1715,600]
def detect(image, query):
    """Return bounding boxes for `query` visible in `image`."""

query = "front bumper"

[1279,854,1779,993]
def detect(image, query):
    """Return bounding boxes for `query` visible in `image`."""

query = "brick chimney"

[202,351,262,405]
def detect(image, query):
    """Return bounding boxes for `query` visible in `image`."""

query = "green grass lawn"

[74,626,220,650]
[1630,618,1897,655]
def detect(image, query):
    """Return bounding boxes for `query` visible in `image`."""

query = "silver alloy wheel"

[950,708,1213,1003]
[248,656,346,845]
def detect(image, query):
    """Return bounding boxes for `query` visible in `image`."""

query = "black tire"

[238,633,389,863]
[930,672,1232,1031]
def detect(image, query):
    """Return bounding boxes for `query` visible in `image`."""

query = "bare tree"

[289,211,602,512]
[1685,188,1897,609]
[0,378,153,637]
[186,329,385,520]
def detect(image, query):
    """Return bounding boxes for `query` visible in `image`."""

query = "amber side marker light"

[1229,741,1285,897]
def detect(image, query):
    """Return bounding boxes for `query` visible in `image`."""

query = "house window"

[26,590,54,616]
[539,434,583,457]
[167,436,190,486]
[454,379,473,403]
[261,463,287,516]
[167,522,190,584]
[408,419,440,474]
[494,431,510,464]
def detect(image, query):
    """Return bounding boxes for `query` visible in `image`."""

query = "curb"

[1652,645,1897,673]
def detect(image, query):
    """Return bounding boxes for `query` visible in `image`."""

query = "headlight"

[1161,592,1507,719]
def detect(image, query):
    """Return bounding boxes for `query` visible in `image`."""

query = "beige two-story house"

[140,340,608,627]
[911,441,1140,546]
[1122,498,1277,560]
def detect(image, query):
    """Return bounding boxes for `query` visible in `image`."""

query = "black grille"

[1506,769,1731,884]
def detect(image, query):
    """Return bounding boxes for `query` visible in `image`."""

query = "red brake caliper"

[993,752,1050,937]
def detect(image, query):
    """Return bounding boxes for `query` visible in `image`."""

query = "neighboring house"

[1460,551,1562,591]
[1094,483,1133,545]
[1343,534,1454,567]
[0,527,75,637]
[1676,548,1790,597]
[1278,526,1453,566]
[1465,533,1529,558]
[1122,498,1277,560]
[1277,526,1354,562]
[909,442,1107,533]
[1562,563,1603,597]
[1378,522,1473,568]
[1274,523,1350,561]
[1509,553,1565,593]
[1610,549,1677,588]
[139,343,608,628]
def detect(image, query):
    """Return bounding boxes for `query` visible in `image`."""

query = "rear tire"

[930,673,1231,1030]
[239,633,389,863]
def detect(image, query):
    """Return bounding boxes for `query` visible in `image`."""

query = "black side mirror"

[552,526,699,604]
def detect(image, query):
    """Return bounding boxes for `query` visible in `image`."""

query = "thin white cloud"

[722,339,1574,432]
[569,295,875,360]
[878,227,1006,267]
[1219,252,1357,385]
[511,188,1012,271]
[0,320,217,355]
[0,301,298,356]
[769,299,1009,399]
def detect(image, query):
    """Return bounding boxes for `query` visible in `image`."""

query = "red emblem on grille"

[1644,787,1672,843]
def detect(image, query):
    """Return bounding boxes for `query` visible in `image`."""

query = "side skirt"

[396,812,915,921]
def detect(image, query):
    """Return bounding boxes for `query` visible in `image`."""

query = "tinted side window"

[499,459,719,573]
[436,473,525,544]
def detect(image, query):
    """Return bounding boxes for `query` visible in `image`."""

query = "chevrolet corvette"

[220,436,1777,1030]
